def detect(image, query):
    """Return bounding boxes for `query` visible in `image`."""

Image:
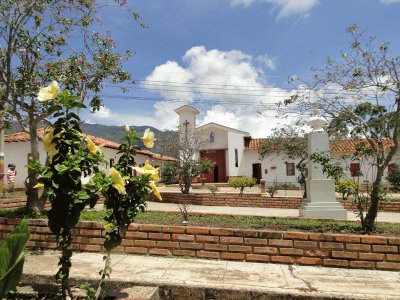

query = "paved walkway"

[23,251,400,299]
[146,201,400,223]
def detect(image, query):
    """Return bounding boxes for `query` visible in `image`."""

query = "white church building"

[175,105,399,186]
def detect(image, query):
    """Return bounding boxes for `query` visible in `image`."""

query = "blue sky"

[82,0,400,137]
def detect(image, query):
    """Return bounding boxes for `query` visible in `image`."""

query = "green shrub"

[208,185,219,195]
[335,179,359,200]
[266,181,279,198]
[228,177,257,197]
[0,219,30,298]
[387,164,400,191]
[278,182,298,190]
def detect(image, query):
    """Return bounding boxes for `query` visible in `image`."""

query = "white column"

[299,111,347,220]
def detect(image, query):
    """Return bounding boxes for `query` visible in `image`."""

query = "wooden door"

[252,163,262,184]
[200,150,227,183]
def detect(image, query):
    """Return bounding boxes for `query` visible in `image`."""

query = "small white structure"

[5,129,174,188]
[299,111,347,219]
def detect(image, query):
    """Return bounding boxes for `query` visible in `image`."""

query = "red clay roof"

[329,138,394,154]
[244,138,265,150]
[5,129,175,161]
[244,137,395,154]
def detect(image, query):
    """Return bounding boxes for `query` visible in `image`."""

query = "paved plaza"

[22,251,400,299]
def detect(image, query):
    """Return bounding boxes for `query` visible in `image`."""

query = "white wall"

[241,150,399,186]
[198,127,228,150]
[241,150,300,185]
[5,141,46,188]
[178,111,196,134]
[227,131,246,177]
[5,141,164,188]
[331,153,398,184]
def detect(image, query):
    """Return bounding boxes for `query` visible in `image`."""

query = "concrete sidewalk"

[23,251,400,299]
[146,201,400,223]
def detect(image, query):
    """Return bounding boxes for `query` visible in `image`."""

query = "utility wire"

[96,94,282,108]
[102,80,390,97]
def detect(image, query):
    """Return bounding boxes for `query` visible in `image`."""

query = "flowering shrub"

[32,82,161,299]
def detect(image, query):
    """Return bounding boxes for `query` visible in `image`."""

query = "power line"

[102,79,392,97]
[96,94,282,108]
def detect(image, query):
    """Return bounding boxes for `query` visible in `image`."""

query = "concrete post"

[260,179,266,193]
[299,110,347,220]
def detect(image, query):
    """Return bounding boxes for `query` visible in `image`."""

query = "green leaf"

[0,220,30,298]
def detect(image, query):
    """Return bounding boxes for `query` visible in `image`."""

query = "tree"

[159,127,209,194]
[259,126,308,197]
[282,25,400,232]
[0,0,142,213]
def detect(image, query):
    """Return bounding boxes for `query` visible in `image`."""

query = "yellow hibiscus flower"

[87,138,101,154]
[149,181,162,201]
[33,183,44,189]
[132,159,159,181]
[103,222,114,233]
[38,81,60,102]
[109,167,126,194]
[43,130,57,159]
[142,128,156,148]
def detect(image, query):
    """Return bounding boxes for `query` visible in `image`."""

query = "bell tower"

[174,105,200,139]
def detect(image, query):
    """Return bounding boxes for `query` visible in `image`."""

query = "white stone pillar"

[299,110,347,220]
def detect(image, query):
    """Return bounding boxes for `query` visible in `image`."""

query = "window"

[235,149,238,167]
[109,158,115,168]
[286,163,295,176]
[350,163,360,177]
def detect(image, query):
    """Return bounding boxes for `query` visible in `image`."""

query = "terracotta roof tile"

[330,138,394,154]
[5,128,175,161]
[244,138,265,150]
[244,137,394,154]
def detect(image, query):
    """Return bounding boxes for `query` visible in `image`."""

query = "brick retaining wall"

[0,218,399,271]
[2,194,400,212]
[160,192,400,212]
[159,193,303,208]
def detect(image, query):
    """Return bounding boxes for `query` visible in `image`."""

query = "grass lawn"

[1,208,399,237]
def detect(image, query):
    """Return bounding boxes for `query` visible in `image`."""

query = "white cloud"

[256,54,276,70]
[230,0,255,7]
[91,106,115,120]
[380,0,400,3]
[199,105,297,138]
[142,46,297,137]
[229,0,319,19]
[85,106,162,128]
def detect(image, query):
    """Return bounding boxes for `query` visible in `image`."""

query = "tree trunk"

[363,169,383,232]
[25,119,45,214]
[183,179,190,194]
